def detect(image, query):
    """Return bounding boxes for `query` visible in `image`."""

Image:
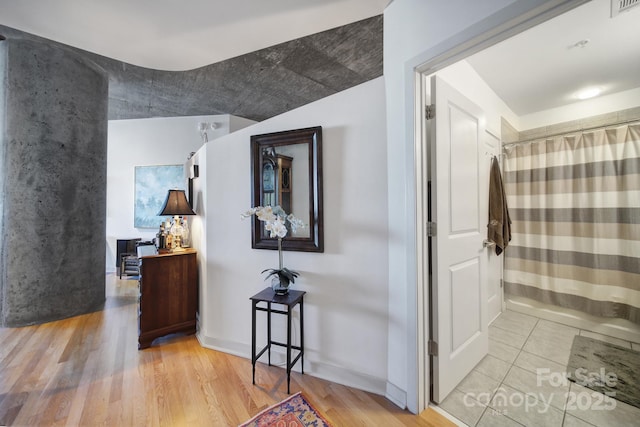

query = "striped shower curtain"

[502,122,640,324]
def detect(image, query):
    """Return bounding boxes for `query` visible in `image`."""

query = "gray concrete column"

[0,35,108,326]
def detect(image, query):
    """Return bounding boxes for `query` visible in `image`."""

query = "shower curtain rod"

[502,117,640,149]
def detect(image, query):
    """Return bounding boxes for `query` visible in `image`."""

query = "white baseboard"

[197,333,248,359]
[385,381,407,409]
[196,334,387,396]
[304,358,387,396]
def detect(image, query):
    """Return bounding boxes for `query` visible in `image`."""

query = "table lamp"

[157,189,196,251]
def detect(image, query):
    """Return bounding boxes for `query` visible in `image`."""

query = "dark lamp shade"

[157,189,196,216]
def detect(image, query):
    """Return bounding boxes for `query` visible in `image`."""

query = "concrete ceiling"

[467,0,640,116]
[0,14,383,122]
[3,0,638,121]
[0,0,389,71]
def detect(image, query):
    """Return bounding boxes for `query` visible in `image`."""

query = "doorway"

[411,0,640,413]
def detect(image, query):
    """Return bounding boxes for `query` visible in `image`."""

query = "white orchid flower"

[286,214,306,234]
[242,205,303,289]
[256,206,276,222]
[265,217,287,238]
[240,207,259,219]
[243,205,306,237]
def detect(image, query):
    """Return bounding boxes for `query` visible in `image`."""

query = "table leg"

[300,298,304,375]
[251,300,256,385]
[267,302,272,366]
[286,304,292,394]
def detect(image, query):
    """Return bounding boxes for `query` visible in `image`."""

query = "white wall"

[519,87,640,130]
[185,146,208,333]
[383,0,520,411]
[106,114,255,272]
[383,0,580,412]
[436,61,520,135]
[196,77,390,394]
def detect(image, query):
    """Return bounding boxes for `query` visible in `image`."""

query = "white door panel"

[430,76,488,403]
[450,258,481,351]
[450,107,480,232]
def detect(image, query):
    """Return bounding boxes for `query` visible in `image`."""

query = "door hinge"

[428,340,438,356]
[500,278,504,288]
[427,221,436,237]
[425,104,435,120]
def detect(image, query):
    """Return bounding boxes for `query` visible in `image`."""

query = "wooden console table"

[138,249,198,350]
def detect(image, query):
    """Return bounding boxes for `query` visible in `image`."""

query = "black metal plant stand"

[250,288,305,394]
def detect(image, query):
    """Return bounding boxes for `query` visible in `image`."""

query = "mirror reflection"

[260,145,310,238]
[251,126,323,252]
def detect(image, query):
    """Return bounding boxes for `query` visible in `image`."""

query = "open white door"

[429,76,488,403]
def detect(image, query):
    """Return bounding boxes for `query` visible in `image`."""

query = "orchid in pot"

[241,205,306,294]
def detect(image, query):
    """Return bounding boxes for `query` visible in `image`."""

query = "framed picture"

[134,164,185,228]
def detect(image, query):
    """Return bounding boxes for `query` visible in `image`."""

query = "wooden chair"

[119,239,141,279]
[120,240,157,278]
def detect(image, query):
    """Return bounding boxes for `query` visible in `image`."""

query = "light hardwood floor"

[0,274,453,426]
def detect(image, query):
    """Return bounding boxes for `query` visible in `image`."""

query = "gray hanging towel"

[487,156,511,255]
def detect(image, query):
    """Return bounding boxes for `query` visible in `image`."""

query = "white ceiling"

[0,0,389,71]
[467,0,640,116]
[1,0,639,117]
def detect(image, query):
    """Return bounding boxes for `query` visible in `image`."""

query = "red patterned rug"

[239,392,333,427]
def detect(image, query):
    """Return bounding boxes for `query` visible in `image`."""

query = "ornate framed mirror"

[250,126,323,252]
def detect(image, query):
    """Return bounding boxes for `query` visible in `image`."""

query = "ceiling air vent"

[611,0,640,17]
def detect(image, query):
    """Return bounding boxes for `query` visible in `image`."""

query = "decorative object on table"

[134,165,185,228]
[157,189,196,252]
[155,222,166,250]
[250,126,324,253]
[239,392,332,427]
[567,335,640,409]
[242,205,305,294]
[180,217,191,247]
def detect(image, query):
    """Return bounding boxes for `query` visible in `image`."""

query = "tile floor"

[437,310,640,427]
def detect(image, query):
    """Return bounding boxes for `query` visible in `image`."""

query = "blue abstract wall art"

[134,165,185,228]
